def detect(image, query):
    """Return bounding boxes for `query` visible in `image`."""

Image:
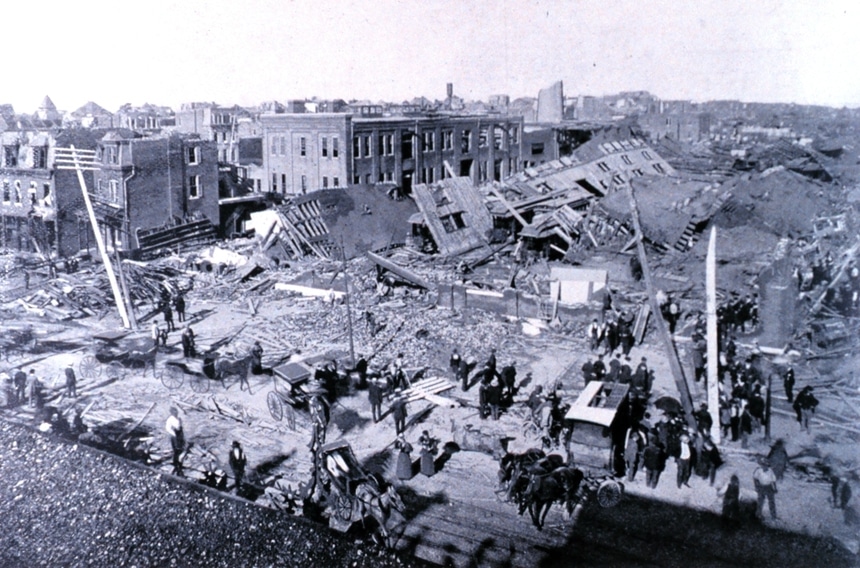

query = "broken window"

[493,127,503,150]
[353,173,360,184]
[653,163,665,174]
[442,130,453,151]
[322,136,328,157]
[440,212,466,233]
[189,175,201,198]
[621,154,632,165]
[3,145,18,167]
[300,137,306,157]
[597,161,610,172]
[400,132,413,159]
[332,137,339,158]
[2,180,9,203]
[187,146,200,165]
[479,126,488,148]
[461,129,472,153]
[32,147,47,169]
[531,143,544,156]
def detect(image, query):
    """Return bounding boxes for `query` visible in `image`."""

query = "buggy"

[79,330,157,381]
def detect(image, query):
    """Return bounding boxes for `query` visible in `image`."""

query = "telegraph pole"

[55,146,131,329]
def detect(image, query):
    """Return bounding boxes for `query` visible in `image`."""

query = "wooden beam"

[487,185,530,228]
[625,181,697,431]
[366,251,434,290]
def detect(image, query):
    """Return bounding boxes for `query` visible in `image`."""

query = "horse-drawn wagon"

[317,440,404,546]
[160,350,253,393]
[499,380,627,530]
[79,330,157,381]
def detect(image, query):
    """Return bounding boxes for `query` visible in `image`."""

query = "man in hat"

[368,376,383,423]
[165,407,185,476]
[676,432,693,488]
[753,459,778,520]
[250,341,264,375]
[694,403,713,434]
[783,366,795,403]
[392,396,408,435]
[229,440,247,490]
[64,362,77,398]
[181,325,196,359]
[793,386,818,432]
[587,318,601,352]
[13,367,26,406]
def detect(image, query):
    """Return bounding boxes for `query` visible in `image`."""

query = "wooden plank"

[366,251,433,290]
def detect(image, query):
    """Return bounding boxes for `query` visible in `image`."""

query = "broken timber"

[366,251,434,290]
[393,376,456,406]
[625,181,697,431]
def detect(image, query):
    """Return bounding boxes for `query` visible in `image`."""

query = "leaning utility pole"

[55,146,131,329]
[706,226,720,442]
[624,182,697,430]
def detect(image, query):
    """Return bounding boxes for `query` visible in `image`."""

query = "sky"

[5,0,859,113]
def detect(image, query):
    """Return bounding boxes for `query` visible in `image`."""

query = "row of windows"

[3,145,48,169]
[272,173,340,193]
[271,136,340,158]
[351,126,520,159]
[2,179,51,205]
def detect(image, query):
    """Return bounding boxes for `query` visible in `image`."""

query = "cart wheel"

[267,391,284,422]
[106,361,124,380]
[80,356,99,379]
[596,479,623,508]
[161,365,184,390]
[191,375,209,393]
[335,493,353,521]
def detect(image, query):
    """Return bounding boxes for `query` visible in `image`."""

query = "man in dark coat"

[229,440,247,490]
[794,386,818,431]
[162,302,175,332]
[449,349,461,375]
[593,355,606,382]
[783,366,795,403]
[392,397,408,435]
[250,341,264,375]
[368,378,383,423]
[13,368,26,406]
[643,439,667,489]
[458,358,470,391]
[500,362,517,402]
[64,363,77,398]
[173,294,186,323]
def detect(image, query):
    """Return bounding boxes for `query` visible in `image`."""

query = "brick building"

[259,112,524,196]
[92,132,219,252]
[1,128,100,258]
[175,103,254,164]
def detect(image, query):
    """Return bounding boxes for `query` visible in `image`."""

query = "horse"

[355,480,406,549]
[213,354,254,389]
[522,466,584,530]
[498,448,545,507]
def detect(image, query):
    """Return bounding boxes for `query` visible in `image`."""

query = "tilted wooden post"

[624,182,697,430]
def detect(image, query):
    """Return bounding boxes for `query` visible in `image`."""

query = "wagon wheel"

[335,493,354,521]
[106,361,124,380]
[161,365,184,390]
[190,374,209,394]
[80,356,100,379]
[267,391,284,422]
[596,479,623,508]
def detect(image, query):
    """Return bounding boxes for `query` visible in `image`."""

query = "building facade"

[1,128,100,258]
[93,132,219,251]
